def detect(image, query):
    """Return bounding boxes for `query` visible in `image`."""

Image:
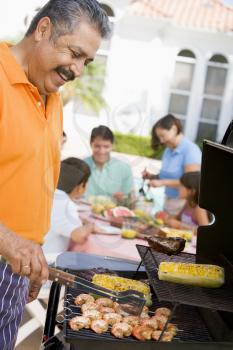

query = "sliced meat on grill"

[146,236,186,255]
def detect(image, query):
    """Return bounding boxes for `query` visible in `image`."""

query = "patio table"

[69,201,196,260]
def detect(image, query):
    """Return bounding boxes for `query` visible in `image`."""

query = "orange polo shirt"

[0,42,63,244]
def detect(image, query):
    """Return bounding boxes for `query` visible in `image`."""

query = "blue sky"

[223,0,233,5]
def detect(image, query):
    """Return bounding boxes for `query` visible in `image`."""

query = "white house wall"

[104,8,233,141]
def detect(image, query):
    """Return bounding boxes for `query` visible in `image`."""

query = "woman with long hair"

[143,114,201,215]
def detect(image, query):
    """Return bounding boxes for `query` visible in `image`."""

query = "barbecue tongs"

[49,267,145,315]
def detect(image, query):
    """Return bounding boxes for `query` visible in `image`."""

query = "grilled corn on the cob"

[92,274,152,305]
[158,262,224,288]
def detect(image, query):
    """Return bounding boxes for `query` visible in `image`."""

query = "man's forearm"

[0,222,15,256]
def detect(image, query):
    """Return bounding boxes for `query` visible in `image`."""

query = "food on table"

[103,312,122,325]
[103,208,114,218]
[121,228,137,239]
[89,195,116,207]
[134,209,152,220]
[92,274,152,306]
[90,319,108,334]
[69,316,91,330]
[89,195,116,215]
[74,293,95,306]
[147,236,186,255]
[109,216,161,237]
[158,262,225,288]
[132,325,153,340]
[111,322,133,338]
[156,210,167,220]
[155,218,164,226]
[104,207,136,219]
[92,203,106,214]
[112,206,135,217]
[160,227,193,241]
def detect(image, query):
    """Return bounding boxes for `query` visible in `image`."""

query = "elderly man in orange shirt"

[0,1,110,348]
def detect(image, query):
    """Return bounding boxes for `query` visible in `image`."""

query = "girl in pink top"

[162,171,209,230]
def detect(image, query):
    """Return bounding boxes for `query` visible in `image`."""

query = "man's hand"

[0,228,48,284]
[149,179,162,187]
[142,169,153,180]
[28,280,42,303]
[113,192,125,201]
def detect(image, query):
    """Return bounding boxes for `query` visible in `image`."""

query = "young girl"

[43,157,98,255]
[162,171,209,230]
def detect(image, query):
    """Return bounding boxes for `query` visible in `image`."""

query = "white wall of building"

[103,2,233,141]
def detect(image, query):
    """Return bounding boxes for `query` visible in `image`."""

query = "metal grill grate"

[136,245,233,313]
[63,271,211,346]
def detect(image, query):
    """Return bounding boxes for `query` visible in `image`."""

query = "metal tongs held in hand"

[48,267,145,315]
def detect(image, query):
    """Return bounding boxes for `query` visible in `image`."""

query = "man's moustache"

[56,67,75,81]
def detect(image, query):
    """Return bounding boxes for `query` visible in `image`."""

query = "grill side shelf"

[136,244,233,313]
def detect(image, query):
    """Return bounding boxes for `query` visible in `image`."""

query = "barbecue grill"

[42,139,233,349]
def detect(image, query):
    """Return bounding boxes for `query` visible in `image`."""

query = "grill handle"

[48,267,76,287]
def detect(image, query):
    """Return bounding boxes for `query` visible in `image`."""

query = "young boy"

[43,157,97,255]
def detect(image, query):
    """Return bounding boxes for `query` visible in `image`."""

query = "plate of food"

[95,224,121,235]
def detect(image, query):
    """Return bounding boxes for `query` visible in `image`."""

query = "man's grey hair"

[25,0,111,40]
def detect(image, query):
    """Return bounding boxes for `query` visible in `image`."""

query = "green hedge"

[113,132,164,160]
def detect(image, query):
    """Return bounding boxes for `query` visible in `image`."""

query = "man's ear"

[34,17,52,42]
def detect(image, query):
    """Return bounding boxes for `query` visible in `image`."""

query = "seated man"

[84,125,134,198]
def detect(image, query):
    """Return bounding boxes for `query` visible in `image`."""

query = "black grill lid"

[197,140,233,265]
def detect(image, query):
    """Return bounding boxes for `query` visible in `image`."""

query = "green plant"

[113,132,164,159]
[61,58,107,114]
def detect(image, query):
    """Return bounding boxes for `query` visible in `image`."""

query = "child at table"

[43,157,98,255]
[159,171,209,231]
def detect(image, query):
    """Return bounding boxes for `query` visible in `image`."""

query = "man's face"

[91,137,113,166]
[29,19,101,95]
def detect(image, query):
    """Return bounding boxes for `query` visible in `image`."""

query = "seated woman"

[43,157,97,255]
[84,125,134,199]
[160,171,209,230]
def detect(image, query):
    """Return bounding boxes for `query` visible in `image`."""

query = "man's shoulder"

[84,156,93,166]
[110,157,131,171]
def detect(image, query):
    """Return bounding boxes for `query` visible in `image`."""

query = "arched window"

[196,54,228,142]
[168,49,196,126]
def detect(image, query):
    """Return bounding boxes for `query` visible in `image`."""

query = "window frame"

[168,49,196,123]
[196,54,229,142]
